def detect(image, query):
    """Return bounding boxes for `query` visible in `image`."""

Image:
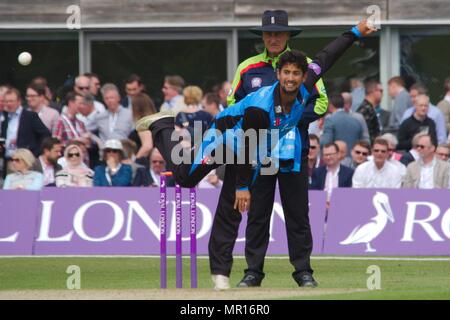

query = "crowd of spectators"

[308,76,450,199]
[1,73,449,193]
[0,73,228,190]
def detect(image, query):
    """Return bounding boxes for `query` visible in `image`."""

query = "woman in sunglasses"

[93,139,132,186]
[55,143,93,187]
[3,148,44,190]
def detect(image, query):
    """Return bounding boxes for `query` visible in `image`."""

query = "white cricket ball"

[18,52,32,66]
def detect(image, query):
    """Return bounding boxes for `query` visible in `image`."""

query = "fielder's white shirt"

[352,160,404,188]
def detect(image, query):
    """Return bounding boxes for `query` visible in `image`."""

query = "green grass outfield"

[0,256,449,299]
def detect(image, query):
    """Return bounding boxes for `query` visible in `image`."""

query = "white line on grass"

[0,255,450,261]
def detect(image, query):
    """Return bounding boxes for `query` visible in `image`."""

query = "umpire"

[209,10,328,289]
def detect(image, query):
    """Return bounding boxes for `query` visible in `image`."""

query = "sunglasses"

[354,150,369,156]
[310,145,318,150]
[373,149,387,154]
[152,160,164,164]
[68,152,80,158]
[11,158,21,163]
[105,149,119,154]
[77,86,90,90]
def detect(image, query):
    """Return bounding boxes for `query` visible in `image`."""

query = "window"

[0,39,78,99]
[91,39,227,107]
[400,32,450,103]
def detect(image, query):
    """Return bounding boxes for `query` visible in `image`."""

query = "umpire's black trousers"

[209,159,313,278]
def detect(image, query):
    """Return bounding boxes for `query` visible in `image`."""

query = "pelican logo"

[340,192,395,252]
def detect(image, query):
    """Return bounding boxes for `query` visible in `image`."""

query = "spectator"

[3,148,43,190]
[31,76,62,113]
[1,87,51,158]
[122,74,145,108]
[380,133,407,176]
[175,86,213,139]
[352,138,404,188]
[388,76,413,130]
[357,79,382,142]
[82,73,106,113]
[55,143,94,187]
[307,134,322,182]
[213,81,231,109]
[402,83,447,144]
[402,134,450,188]
[160,75,186,114]
[52,92,90,147]
[202,92,221,118]
[0,85,7,180]
[341,140,371,169]
[74,75,105,113]
[148,147,174,187]
[77,93,102,132]
[121,139,151,187]
[93,139,132,187]
[397,94,438,151]
[400,132,424,167]
[310,142,354,202]
[32,137,62,187]
[26,82,60,131]
[349,77,365,112]
[57,140,90,169]
[436,144,449,162]
[130,93,157,159]
[92,84,134,143]
[321,94,363,154]
[341,92,370,142]
[335,140,349,162]
[437,77,450,134]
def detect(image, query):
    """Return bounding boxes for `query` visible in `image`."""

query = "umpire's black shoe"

[237,273,263,288]
[293,272,318,288]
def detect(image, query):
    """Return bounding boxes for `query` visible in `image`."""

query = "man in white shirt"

[149,147,166,187]
[74,75,105,112]
[353,137,404,188]
[402,134,450,188]
[91,84,134,143]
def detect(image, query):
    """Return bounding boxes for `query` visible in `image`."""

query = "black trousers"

[245,160,313,278]
[208,159,313,278]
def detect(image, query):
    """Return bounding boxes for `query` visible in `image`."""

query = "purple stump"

[175,184,183,288]
[159,174,167,289]
[189,187,197,288]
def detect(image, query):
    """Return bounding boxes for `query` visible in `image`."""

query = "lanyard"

[105,164,121,186]
[109,113,118,133]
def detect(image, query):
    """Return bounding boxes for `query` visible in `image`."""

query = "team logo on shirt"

[251,77,262,88]
[308,62,322,75]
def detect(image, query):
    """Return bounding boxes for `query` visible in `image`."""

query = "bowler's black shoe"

[293,272,318,288]
[237,273,263,288]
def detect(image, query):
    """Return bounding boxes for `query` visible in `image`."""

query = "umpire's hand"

[234,190,251,214]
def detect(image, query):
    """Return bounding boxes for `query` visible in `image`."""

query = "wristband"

[351,26,362,38]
